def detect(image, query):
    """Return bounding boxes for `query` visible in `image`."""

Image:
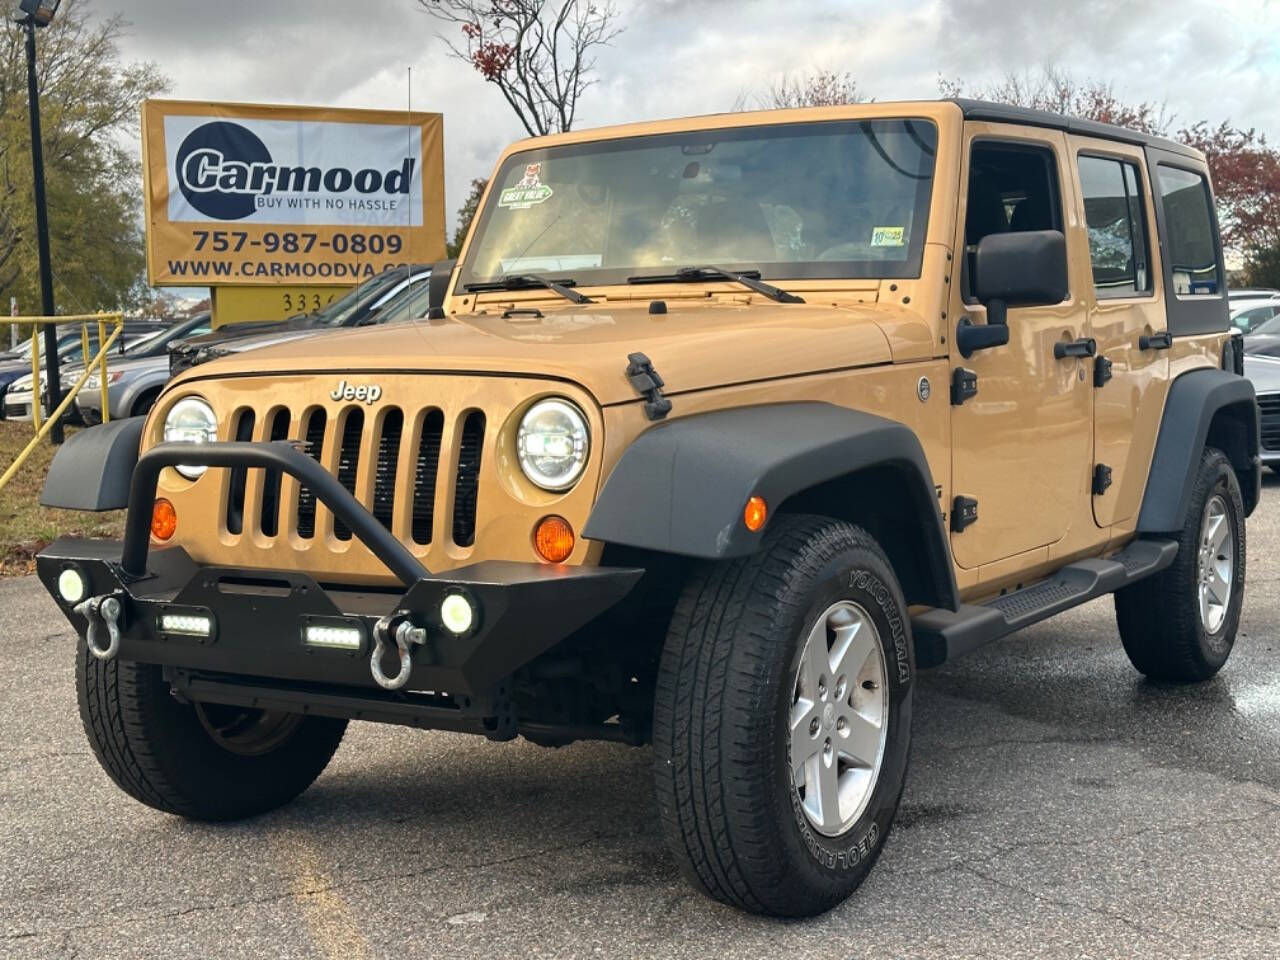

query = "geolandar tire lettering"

[653,515,914,917]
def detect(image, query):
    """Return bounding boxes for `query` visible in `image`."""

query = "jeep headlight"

[163,396,217,479]
[516,398,589,491]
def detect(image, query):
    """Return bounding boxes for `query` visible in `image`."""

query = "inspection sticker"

[499,163,554,209]
[870,226,905,247]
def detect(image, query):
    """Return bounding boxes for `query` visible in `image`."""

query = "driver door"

[948,125,1094,571]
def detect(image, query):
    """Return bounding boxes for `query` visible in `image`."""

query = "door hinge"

[951,495,979,533]
[625,352,672,421]
[951,367,979,405]
[1094,355,1113,387]
[1092,464,1113,496]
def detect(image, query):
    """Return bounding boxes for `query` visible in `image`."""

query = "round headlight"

[163,396,217,479]
[516,398,590,491]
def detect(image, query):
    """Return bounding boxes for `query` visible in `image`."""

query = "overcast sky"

[108,0,1280,227]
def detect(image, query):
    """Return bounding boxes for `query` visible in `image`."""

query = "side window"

[1077,155,1152,298]
[1156,165,1222,296]
[963,141,1064,301]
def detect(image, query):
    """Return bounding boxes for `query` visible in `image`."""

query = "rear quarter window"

[1157,165,1222,297]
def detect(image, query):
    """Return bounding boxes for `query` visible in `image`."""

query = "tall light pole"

[17,0,64,444]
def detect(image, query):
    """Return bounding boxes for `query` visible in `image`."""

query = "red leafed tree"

[418,0,622,137]
[1180,122,1280,273]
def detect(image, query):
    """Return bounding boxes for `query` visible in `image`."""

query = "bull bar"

[37,440,642,739]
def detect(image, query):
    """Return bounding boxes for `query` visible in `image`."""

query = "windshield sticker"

[499,163,554,209]
[871,226,905,247]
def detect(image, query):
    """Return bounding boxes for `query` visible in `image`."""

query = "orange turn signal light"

[151,498,177,541]
[534,515,575,563]
[744,495,768,532]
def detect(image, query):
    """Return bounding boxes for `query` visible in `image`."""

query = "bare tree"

[765,69,866,109]
[734,69,867,112]
[418,0,622,136]
[938,65,1171,136]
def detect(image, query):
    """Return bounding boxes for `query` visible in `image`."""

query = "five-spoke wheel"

[790,601,888,837]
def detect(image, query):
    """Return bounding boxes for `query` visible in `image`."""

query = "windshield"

[123,317,212,357]
[308,268,414,326]
[1252,313,1280,336]
[369,280,432,325]
[458,118,938,289]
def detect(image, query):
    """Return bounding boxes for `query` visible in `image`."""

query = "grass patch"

[0,420,124,576]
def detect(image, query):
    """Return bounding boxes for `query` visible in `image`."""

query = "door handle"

[1054,337,1097,360]
[1139,331,1173,351]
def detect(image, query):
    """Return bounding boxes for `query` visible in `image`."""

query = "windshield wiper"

[627,265,804,304]
[464,273,593,305]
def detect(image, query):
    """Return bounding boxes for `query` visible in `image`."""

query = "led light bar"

[159,613,213,637]
[304,624,363,650]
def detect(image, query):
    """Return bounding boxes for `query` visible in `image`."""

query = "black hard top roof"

[950,98,1204,162]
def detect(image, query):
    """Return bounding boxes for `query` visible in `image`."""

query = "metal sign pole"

[24,15,63,444]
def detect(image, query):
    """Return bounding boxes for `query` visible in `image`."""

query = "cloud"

[106,0,1280,230]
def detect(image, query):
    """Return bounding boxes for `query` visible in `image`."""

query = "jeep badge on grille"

[330,380,383,404]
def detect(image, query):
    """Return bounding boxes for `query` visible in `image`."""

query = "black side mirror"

[426,258,457,320]
[973,229,1069,327]
[956,230,1068,357]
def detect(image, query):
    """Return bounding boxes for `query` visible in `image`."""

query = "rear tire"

[1115,447,1245,682]
[77,646,346,820]
[652,515,913,917]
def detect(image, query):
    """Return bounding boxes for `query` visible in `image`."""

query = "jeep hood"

[173,299,928,406]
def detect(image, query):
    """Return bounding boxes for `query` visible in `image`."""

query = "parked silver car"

[2,330,157,421]
[1244,353,1280,473]
[75,312,213,423]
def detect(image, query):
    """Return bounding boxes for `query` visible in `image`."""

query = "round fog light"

[440,593,476,635]
[57,567,86,604]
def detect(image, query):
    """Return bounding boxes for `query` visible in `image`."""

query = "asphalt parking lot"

[3,480,1278,959]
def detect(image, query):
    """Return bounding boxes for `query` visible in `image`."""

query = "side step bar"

[911,538,1178,668]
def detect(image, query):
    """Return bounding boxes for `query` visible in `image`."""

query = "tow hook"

[370,615,427,691]
[73,594,124,661]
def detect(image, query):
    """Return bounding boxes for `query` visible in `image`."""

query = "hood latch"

[625,352,672,422]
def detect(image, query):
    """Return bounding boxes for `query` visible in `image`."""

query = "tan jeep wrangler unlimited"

[38,100,1259,917]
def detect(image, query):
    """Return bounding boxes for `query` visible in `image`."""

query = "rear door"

[1066,137,1168,528]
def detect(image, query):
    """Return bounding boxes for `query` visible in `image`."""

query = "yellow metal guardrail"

[0,312,123,493]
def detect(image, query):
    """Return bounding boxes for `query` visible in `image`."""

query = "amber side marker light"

[151,498,177,541]
[534,515,575,563]
[744,495,768,532]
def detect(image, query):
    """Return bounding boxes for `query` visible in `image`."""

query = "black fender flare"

[40,415,144,511]
[1137,368,1260,533]
[583,402,957,610]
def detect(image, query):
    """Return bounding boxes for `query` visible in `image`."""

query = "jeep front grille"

[1260,393,1280,452]
[221,402,487,552]
[165,372,601,584]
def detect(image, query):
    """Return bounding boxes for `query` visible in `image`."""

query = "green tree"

[0,1,167,315]
[447,177,487,258]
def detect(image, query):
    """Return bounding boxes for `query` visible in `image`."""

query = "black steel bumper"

[36,440,642,735]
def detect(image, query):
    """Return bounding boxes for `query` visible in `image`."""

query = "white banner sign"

[162,115,424,228]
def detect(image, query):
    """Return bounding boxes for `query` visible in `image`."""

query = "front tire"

[77,646,346,820]
[652,515,913,917]
[1115,447,1246,681]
